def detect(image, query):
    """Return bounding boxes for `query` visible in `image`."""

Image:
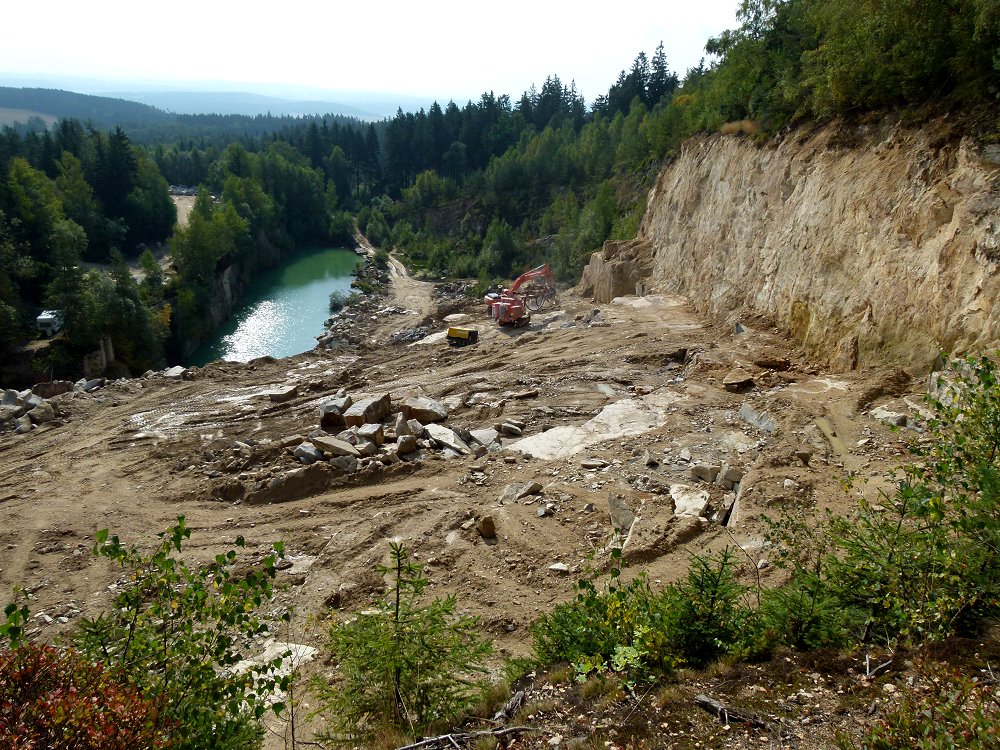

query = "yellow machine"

[446,327,479,346]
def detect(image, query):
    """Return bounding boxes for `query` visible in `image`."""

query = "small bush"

[329,289,359,312]
[842,664,1000,750]
[74,517,290,750]
[313,542,492,745]
[0,642,170,750]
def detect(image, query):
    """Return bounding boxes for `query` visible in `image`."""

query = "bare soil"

[0,260,933,747]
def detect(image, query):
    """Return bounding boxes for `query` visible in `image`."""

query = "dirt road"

[0,279,921,745]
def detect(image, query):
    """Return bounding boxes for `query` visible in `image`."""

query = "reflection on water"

[190,247,358,366]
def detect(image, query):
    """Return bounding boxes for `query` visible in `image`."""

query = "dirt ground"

[0,260,929,747]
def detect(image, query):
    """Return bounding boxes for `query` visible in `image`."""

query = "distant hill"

[106,91,378,119]
[0,88,175,128]
[0,87,373,143]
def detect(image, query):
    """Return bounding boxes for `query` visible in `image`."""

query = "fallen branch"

[694,694,769,728]
[395,726,536,750]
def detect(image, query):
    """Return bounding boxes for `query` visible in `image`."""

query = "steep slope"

[583,115,1000,372]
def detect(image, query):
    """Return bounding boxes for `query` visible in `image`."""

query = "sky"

[2,0,739,105]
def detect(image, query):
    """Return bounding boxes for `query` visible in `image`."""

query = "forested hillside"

[3,0,999,381]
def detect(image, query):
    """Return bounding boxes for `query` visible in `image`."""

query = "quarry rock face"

[580,116,1000,372]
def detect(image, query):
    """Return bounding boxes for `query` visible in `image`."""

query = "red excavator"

[484,264,557,326]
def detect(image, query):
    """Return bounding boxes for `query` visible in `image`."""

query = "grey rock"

[498,481,542,504]
[280,434,306,448]
[312,435,361,458]
[355,438,379,457]
[268,385,299,403]
[721,466,744,484]
[548,562,570,574]
[691,463,721,482]
[293,443,323,463]
[670,484,711,517]
[477,515,497,538]
[0,405,24,423]
[328,456,358,474]
[1,389,18,406]
[678,448,692,462]
[164,365,186,378]
[499,422,523,437]
[643,449,659,468]
[469,427,499,448]
[395,412,412,436]
[319,395,352,430]
[723,367,755,392]
[407,418,425,437]
[871,406,907,427]
[581,458,608,469]
[424,423,472,454]
[27,401,56,424]
[357,423,385,446]
[22,393,44,410]
[396,434,418,454]
[794,449,813,466]
[82,378,105,393]
[608,494,635,534]
[739,403,777,433]
[31,381,73,399]
[583,503,596,513]
[400,396,449,423]
[14,415,32,433]
[344,394,392,427]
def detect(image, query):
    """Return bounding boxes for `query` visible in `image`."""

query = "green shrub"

[74,517,290,750]
[826,354,1000,644]
[0,641,171,750]
[313,542,491,745]
[842,665,1000,750]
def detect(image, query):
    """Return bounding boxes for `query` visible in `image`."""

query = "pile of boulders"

[0,382,76,434]
[282,391,503,477]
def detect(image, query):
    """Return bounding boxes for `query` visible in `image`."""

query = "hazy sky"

[3,0,739,103]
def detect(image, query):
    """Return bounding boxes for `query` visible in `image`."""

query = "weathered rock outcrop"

[581,116,1000,371]
[576,238,653,303]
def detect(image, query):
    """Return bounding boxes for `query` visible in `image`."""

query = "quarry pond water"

[189,246,359,366]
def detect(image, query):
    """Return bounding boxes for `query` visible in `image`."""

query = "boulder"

[424,423,471,454]
[0,405,24,423]
[499,422,523,437]
[407,419,425,437]
[581,458,609,469]
[312,435,361,458]
[395,412,412,436]
[15,415,33,433]
[670,484,710,517]
[608,494,636,534]
[27,401,56,424]
[548,562,570,574]
[739,403,777,433]
[344,394,391,427]
[31,381,74,399]
[164,365,186,378]
[355,438,379,457]
[691,464,721,483]
[328,455,358,474]
[280,434,306,448]
[722,368,754,392]
[871,406,907,427]
[319,395,353,430]
[498,481,542,504]
[400,396,449,423]
[469,427,499,448]
[267,385,299,403]
[293,443,323,464]
[357,423,385,446]
[396,434,418,454]
[477,515,497,538]
[82,378,105,393]
[1,389,18,406]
